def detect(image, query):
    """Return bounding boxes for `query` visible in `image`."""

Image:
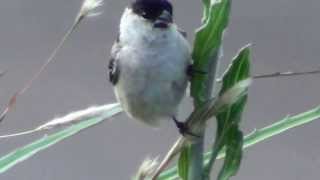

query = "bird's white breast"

[114,8,191,126]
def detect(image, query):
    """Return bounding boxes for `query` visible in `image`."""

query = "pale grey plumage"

[109,7,191,126]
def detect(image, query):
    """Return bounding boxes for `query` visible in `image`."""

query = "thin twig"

[217,67,320,83]
[151,137,186,180]
[0,0,103,123]
[253,68,320,79]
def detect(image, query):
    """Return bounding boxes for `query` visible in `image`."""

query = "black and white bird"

[108,0,192,132]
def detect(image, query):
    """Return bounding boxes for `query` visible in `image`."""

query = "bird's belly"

[115,61,188,126]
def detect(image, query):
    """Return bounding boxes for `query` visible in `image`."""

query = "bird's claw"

[187,65,207,77]
[172,117,201,138]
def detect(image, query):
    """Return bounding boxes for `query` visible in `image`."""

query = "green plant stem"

[158,105,320,179]
[188,137,205,180]
[189,50,220,179]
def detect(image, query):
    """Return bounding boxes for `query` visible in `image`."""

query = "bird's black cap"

[131,0,173,22]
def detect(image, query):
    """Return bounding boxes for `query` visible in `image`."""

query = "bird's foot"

[187,65,207,77]
[172,117,200,138]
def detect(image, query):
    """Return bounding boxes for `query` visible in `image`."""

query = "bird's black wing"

[108,36,121,85]
[108,57,120,85]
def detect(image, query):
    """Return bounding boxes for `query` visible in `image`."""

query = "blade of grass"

[0,103,122,174]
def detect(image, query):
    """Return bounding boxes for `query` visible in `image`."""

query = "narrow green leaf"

[205,46,251,180]
[178,147,190,180]
[0,104,122,174]
[217,127,243,180]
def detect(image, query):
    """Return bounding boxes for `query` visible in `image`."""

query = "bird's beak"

[154,10,172,28]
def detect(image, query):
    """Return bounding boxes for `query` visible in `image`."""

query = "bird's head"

[130,0,173,29]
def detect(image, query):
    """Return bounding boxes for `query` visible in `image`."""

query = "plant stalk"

[189,50,220,180]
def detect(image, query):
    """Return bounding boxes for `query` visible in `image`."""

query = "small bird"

[108,0,192,132]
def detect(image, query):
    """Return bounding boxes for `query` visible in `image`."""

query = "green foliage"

[159,105,320,180]
[185,0,233,179]
[0,104,122,174]
[205,46,250,179]
[175,42,250,180]
[178,147,190,180]
[183,0,233,179]
[216,129,243,180]
[193,0,231,65]
[186,0,248,179]
[191,0,232,104]
[201,0,210,21]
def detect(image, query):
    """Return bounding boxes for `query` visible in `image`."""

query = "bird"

[108,0,192,133]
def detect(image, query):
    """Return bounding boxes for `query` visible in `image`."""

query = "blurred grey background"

[0,0,320,179]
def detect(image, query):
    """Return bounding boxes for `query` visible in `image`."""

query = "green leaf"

[158,105,320,180]
[219,46,251,94]
[217,128,243,180]
[201,0,210,22]
[191,0,232,104]
[178,147,190,180]
[0,103,122,174]
[193,0,232,63]
[195,0,231,60]
[204,46,251,180]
